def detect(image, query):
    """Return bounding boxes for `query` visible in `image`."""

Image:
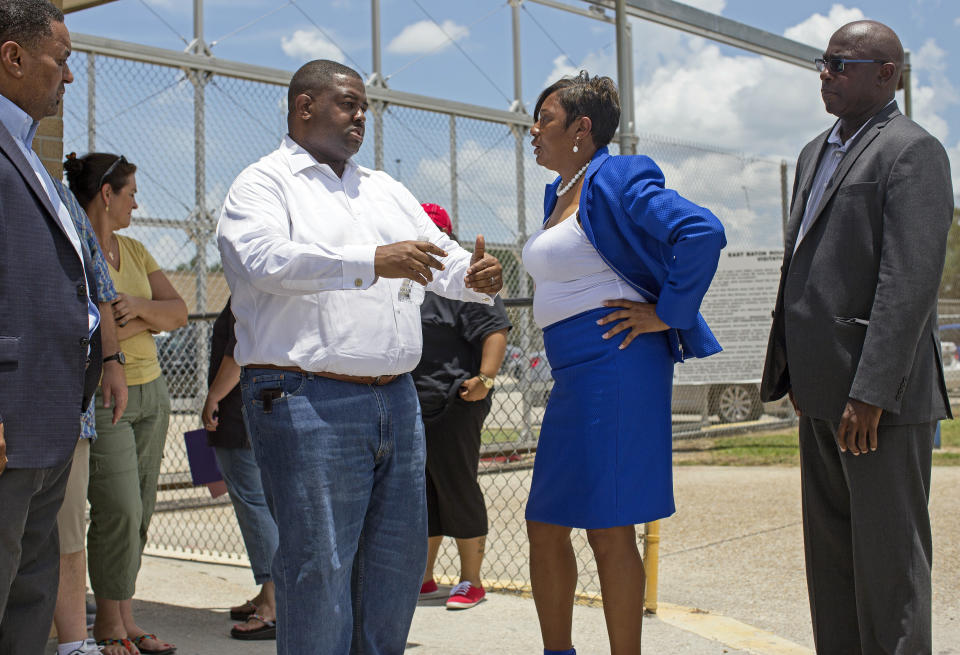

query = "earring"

[572,138,580,154]
[105,203,110,214]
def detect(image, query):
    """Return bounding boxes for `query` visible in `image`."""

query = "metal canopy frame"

[529,0,911,118]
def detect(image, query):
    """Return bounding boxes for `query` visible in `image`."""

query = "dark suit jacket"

[761,102,954,424]
[0,121,102,468]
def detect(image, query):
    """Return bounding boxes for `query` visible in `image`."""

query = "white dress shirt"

[218,135,493,376]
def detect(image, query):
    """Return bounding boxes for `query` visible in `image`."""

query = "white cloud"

[387,20,469,56]
[280,29,345,63]
[909,39,958,144]
[915,38,947,72]
[783,4,866,48]
[632,42,828,159]
[947,141,960,200]
[543,48,617,91]
[955,16,960,27]
[681,0,726,13]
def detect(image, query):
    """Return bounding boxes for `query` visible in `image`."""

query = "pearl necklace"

[555,162,589,197]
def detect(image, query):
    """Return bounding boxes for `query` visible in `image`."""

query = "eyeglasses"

[814,57,888,73]
[98,155,127,190]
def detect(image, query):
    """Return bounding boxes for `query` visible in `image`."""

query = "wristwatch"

[103,351,126,365]
[477,372,495,389]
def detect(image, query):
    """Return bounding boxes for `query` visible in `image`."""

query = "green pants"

[87,375,171,600]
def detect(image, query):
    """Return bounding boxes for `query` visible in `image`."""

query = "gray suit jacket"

[761,102,954,424]
[0,121,102,468]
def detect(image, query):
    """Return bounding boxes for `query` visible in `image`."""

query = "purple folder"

[183,429,223,485]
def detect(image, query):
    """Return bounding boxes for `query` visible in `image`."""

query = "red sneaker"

[446,581,486,609]
[419,579,438,596]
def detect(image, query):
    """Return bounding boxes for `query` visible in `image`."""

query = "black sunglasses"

[98,155,127,190]
[815,57,888,73]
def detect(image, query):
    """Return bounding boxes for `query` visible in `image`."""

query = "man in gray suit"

[761,20,953,654]
[0,1,105,652]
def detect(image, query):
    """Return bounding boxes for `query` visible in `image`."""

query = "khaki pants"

[87,376,170,600]
[56,438,91,555]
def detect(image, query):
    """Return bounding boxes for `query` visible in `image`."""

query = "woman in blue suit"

[522,72,725,655]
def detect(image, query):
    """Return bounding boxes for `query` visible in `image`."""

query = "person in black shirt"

[413,204,511,610]
[202,298,279,640]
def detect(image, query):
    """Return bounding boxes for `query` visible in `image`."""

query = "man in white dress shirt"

[217,59,502,655]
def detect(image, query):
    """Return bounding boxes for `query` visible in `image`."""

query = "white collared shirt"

[217,135,493,376]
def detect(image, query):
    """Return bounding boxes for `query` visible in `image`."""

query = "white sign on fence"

[675,248,784,385]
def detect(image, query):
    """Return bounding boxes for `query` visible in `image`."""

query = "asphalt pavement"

[46,465,960,654]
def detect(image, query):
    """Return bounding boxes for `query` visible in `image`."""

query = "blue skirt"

[525,308,676,529]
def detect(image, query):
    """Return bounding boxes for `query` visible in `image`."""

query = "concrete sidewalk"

[52,556,792,654]
[48,465,960,654]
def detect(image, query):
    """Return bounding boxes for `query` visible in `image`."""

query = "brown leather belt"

[247,364,399,386]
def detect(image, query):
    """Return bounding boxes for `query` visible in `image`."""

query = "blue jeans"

[240,369,427,655]
[214,446,279,584]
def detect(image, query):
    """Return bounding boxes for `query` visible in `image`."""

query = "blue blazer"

[543,147,726,362]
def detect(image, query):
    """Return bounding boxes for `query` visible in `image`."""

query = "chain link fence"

[63,46,799,601]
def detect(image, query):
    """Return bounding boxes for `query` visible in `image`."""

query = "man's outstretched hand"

[374,240,447,285]
[465,235,503,294]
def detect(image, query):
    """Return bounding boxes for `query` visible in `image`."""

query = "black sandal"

[229,600,257,621]
[230,613,277,641]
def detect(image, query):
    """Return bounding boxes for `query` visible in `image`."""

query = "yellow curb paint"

[655,602,814,655]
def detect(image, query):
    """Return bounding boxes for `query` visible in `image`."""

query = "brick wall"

[33,0,64,178]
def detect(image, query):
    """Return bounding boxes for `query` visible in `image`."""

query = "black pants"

[423,396,491,539]
[0,455,73,654]
[799,416,934,655]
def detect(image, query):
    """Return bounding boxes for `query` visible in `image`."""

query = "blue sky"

[64,0,960,160]
[60,0,960,266]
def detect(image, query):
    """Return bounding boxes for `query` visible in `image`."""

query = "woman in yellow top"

[65,153,187,655]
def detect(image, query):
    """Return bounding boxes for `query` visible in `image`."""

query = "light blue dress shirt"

[794,100,895,253]
[0,93,100,338]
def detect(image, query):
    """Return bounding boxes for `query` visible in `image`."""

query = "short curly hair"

[533,71,620,148]
[0,0,63,50]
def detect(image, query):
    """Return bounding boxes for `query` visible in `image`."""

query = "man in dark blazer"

[761,20,953,654]
[0,1,104,651]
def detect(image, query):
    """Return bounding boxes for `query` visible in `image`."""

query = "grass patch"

[480,409,960,465]
[481,428,534,445]
[672,412,960,466]
[674,430,800,466]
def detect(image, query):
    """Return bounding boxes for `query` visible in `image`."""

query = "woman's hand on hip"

[598,299,669,349]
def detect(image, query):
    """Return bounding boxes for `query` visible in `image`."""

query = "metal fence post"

[449,114,458,235]
[369,0,386,172]
[902,51,912,119]
[509,0,534,443]
[780,160,789,238]
[187,0,212,407]
[86,53,95,152]
[615,0,637,155]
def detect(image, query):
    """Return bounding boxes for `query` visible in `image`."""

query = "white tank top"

[522,214,647,329]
